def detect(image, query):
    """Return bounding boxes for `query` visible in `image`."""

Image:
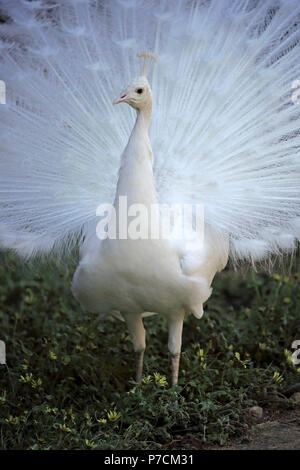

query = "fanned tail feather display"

[0,0,300,262]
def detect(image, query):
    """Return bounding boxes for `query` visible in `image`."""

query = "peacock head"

[113,76,152,111]
[113,51,157,112]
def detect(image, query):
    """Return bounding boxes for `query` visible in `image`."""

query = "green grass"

[0,251,300,450]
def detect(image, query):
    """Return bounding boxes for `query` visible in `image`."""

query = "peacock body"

[0,0,300,383]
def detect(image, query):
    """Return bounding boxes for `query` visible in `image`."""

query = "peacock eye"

[136,88,143,94]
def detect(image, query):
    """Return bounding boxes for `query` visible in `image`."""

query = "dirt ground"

[175,407,300,450]
[216,409,300,450]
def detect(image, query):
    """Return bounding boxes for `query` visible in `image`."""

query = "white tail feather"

[0,0,300,262]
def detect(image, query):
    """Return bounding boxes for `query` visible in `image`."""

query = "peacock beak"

[113,92,128,105]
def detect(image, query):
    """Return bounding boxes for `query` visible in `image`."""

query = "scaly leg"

[123,313,146,384]
[167,312,185,386]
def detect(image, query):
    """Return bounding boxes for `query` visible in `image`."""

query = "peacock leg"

[135,350,144,384]
[167,312,185,386]
[123,313,146,384]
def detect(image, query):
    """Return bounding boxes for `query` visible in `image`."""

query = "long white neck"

[114,103,156,208]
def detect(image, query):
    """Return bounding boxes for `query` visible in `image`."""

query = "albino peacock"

[0,0,300,385]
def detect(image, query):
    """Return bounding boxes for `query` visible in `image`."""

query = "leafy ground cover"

[0,251,299,449]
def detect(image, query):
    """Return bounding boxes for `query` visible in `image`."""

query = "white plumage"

[0,0,300,383]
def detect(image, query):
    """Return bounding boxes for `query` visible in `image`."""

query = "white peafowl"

[0,0,300,386]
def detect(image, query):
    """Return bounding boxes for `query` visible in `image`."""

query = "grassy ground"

[0,251,299,450]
